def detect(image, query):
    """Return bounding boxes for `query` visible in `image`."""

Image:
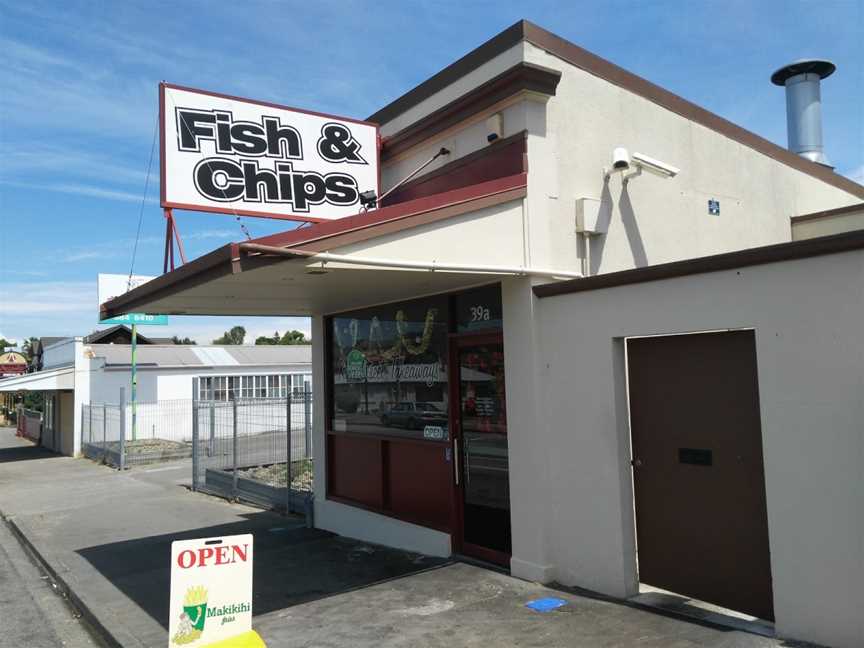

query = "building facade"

[100,21,863,648]
[0,338,311,456]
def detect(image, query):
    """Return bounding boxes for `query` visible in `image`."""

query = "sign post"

[169,534,264,647]
[98,274,169,445]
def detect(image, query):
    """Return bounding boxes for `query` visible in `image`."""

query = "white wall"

[42,338,76,369]
[530,249,863,648]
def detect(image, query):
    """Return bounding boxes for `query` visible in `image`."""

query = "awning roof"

[101,174,527,318]
[0,366,74,392]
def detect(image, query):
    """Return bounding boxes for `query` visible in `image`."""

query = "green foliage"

[0,337,14,352]
[170,335,197,345]
[22,337,38,361]
[279,330,308,345]
[254,329,308,345]
[212,326,245,345]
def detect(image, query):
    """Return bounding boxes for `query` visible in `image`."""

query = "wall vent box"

[575,197,606,235]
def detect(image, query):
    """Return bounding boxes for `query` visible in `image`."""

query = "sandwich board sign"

[160,82,380,223]
[169,534,254,647]
[97,273,169,325]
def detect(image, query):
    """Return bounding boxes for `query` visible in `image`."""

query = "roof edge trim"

[534,229,864,298]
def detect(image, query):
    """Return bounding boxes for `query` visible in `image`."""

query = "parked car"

[380,402,447,430]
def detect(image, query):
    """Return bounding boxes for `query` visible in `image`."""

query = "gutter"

[238,242,583,280]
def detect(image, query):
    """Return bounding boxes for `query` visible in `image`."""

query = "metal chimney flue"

[771,59,836,167]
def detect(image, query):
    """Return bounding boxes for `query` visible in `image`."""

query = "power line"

[127,111,158,289]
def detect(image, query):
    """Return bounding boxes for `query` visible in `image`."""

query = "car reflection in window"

[380,401,448,431]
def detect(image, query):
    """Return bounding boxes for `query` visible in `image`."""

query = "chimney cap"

[771,59,836,86]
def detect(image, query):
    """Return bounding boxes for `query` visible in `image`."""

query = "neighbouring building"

[0,334,311,456]
[0,351,27,378]
[100,21,863,648]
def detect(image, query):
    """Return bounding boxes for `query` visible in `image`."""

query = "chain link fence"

[192,391,313,515]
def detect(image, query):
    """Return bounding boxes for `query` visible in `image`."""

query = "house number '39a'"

[470,305,491,321]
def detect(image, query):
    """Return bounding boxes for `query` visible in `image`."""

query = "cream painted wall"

[331,199,528,269]
[521,41,861,274]
[378,41,861,281]
[792,207,864,240]
[532,249,863,648]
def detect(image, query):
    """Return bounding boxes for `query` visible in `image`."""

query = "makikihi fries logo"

[173,586,208,645]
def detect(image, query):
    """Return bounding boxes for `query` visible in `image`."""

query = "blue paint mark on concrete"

[526,597,569,612]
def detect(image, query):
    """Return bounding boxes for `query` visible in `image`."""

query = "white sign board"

[161,83,380,222]
[97,273,167,323]
[169,534,253,646]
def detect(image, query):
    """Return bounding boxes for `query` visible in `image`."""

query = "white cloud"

[0,180,158,205]
[0,281,95,317]
[2,147,151,187]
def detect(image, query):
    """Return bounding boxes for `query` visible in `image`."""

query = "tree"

[255,332,280,345]
[170,335,197,345]
[22,337,38,361]
[212,326,245,345]
[279,330,308,345]
[253,330,308,345]
[0,337,14,353]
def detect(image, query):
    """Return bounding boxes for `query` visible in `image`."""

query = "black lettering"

[194,158,244,201]
[242,161,279,201]
[291,172,326,211]
[276,162,294,201]
[177,110,215,150]
[215,112,233,153]
[317,122,365,163]
[264,117,302,159]
[231,124,267,155]
[325,174,359,205]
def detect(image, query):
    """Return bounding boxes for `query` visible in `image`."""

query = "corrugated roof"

[89,344,311,368]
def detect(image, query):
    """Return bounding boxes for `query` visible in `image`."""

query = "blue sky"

[1,0,861,346]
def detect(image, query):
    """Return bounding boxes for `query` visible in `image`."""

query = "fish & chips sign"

[161,83,379,222]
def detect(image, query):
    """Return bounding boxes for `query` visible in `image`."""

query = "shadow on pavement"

[77,512,447,630]
[0,443,62,463]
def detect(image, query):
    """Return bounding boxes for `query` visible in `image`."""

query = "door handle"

[453,438,460,486]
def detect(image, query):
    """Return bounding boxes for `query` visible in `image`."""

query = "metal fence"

[192,391,313,515]
[82,392,314,516]
[16,407,42,443]
[82,399,196,468]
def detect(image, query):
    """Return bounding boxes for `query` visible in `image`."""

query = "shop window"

[330,294,450,440]
[198,373,311,401]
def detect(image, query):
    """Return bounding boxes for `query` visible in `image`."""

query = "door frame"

[448,330,511,567]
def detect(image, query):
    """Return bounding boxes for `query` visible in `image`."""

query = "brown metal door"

[627,331,774,620]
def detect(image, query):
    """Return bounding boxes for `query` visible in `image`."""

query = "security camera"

[632,152,679,178]
[612,147,630,170]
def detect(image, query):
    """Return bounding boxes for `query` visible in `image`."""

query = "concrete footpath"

[0,428,804,647]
